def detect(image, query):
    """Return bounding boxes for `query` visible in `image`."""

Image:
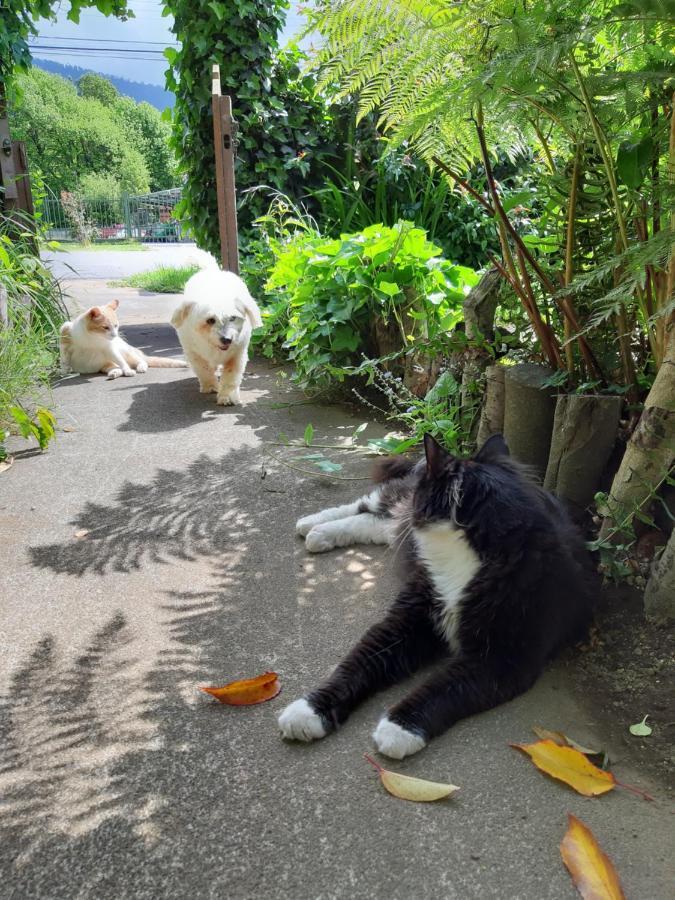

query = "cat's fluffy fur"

[171,269,262,406]
[60,299,187,379]
[280,434,596,758]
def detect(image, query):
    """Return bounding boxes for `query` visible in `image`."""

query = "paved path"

[0,284,671,899]
[42,242,200,280]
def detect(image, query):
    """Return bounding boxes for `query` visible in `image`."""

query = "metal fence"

[42,188,191,243]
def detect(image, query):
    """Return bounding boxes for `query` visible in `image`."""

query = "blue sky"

[32,1,310,87]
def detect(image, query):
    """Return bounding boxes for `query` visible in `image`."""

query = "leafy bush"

[311,147,500,270]
[257,220,478,391]
[0,219,66,455]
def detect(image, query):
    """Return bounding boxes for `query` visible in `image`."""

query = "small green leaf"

[314,459,342,473]
[303,423,314,446]
[629,716,652,737]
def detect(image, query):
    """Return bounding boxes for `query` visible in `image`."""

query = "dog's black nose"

[219,336,232,349]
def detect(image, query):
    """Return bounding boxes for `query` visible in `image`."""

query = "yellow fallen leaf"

[200,671,281,705]
[365,754,459,802]
[512,740,615,797]
[532,725,602,757]
[561,814,626,900]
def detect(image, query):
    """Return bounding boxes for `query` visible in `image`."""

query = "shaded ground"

[0,283,673,899]
[574,585,674,784]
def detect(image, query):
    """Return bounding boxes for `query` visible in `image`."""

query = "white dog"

[171,268,262,406]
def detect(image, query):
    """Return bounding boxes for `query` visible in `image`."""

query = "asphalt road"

[41,243,201,280]
[0,284,671,899]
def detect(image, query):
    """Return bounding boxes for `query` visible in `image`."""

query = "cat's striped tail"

[145,356,188,368]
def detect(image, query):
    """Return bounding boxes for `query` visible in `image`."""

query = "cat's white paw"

[122,368,135,377]
[107,367,123,380]
[135,360,148,373]
[296,513,322,537]
[373,717,427,760]
[278,698,327,742]
[305,525,336,553]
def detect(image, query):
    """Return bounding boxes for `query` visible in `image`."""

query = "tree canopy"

[9,68,177,197]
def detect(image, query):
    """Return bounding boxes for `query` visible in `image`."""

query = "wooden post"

[211,64,239,274]
[0,83,35,225]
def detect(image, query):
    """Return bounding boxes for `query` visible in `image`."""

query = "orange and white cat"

[60,299,187,379]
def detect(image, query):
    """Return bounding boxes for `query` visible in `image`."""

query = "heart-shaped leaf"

[629,715,652,736]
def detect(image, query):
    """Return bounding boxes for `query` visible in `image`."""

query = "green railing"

[42,188,190,243]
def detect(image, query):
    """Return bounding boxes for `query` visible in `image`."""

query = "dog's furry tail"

[182,248,220,271]
[145,356,188,368]
[372,455,418,483]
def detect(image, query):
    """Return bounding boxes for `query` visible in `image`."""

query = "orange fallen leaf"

[561,814,626,900]
[365,754,459,802]
[200,671,281,705]
[512,740,615,797]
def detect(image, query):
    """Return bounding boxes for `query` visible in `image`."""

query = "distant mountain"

[32,58,174,111]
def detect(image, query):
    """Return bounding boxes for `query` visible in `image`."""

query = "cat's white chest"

[413,522,481,652]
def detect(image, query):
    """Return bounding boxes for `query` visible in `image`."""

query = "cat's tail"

[144,356,188,368]
[372,456,418,483]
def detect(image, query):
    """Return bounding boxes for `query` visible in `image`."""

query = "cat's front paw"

[135,360,148,373]
[107,367,123,380]
[373,717,427,760]
[305,525,337,553]
[278,698,327,743]
[122,368,135,377]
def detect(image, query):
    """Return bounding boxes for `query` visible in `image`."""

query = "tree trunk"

[544,394,621,510]
[502,363,556,478]
[460,269,502,437]
[476,364,505,447]
[600,329,675,539]
[644,528,675,624]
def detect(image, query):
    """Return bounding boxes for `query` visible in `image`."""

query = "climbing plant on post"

[163,0,334,256]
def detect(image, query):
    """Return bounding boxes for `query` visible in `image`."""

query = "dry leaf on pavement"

[561,814,625,900]
[365,754,459,802]
[512,740,615,797]
[200,672,281,705]
[532,725,602,758]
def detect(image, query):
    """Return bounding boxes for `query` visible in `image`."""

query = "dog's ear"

[107,299,120,311]
[171,301,195,329]
[237,289,263,329]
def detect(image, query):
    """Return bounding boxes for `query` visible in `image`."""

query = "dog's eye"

[206,317,216,326]
[229,315,239,323]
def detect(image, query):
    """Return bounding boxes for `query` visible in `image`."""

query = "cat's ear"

[88,306,103,320]
[171,301,195,329]
[424,433,449,475]
[107,299,120,311]
[475,434,510,463]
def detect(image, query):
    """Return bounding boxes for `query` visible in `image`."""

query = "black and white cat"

[279,434,596,759]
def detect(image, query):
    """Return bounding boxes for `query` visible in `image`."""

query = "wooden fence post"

[0,82,35,226]
[211,64,239,274]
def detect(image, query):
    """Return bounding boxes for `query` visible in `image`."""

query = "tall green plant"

[312,0,675,384]
[163,1,335,253]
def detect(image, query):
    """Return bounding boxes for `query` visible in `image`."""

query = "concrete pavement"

[0,283,672,899]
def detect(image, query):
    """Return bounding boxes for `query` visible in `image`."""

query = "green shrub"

[257,220,478,391]
[0,219,66,455]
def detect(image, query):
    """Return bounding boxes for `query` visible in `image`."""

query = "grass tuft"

[115,265,200,293]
